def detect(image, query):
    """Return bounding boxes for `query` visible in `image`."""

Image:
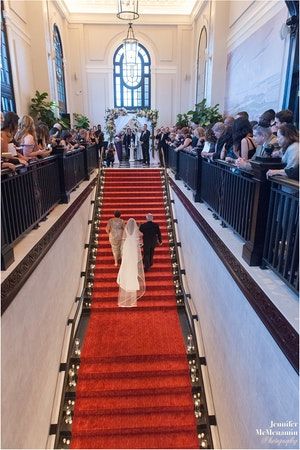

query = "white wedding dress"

[117,218,146,307]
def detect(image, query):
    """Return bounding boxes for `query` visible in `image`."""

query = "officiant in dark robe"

[139,124,151,166]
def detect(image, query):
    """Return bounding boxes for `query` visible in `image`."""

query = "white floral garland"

[105,107,158,140]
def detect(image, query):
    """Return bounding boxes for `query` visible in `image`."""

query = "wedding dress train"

[117,218,145,307]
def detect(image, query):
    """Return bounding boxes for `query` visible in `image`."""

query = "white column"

[129,141,135,162]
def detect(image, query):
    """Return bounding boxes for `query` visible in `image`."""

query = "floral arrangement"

[121,118,141,134]
[136,109,158,127]
[105,107,159,141]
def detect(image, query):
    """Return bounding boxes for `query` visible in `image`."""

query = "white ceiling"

[61,0,199,16]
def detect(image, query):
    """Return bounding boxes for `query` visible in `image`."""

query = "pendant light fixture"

[117,0,139,21]
[123,22,138,65]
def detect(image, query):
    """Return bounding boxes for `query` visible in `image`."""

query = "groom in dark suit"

[139,124,151,166]
[139,213,162,271]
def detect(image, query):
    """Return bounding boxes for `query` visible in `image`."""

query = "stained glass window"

[113,43,151,109]
[53,25,67,113]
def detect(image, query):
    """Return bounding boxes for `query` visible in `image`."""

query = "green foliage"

[175,113,190,128]
[29,91,58,128]
[73,113,90,130]
[187,99,222,127]
[59,116,70,130]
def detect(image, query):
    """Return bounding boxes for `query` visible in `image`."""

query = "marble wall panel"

[225,8,287,120]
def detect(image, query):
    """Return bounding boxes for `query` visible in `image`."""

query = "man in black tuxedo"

[123,128,135,160]
[139,213,162,271]
[139,124,151,166]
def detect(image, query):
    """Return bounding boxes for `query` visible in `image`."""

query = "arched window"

[1,2,16,112]
[113,43,151,109]
[53,25,67,113]
[196,26,207,104]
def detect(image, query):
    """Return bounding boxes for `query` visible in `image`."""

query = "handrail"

[52,164,104,448]
[268,174,299,189]
[262,177,299,293]
[161,154,216,448]
[1,146,100,270]
[166,150,298,277]
[168,175,299,374]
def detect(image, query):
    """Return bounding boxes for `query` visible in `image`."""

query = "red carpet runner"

[71,169,198,449]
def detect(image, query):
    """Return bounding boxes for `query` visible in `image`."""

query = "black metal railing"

[201,159,256,241]
[262,177,299,293]
[168,146,179,176]
[166,148,299,292]
[1,146,99,270]
[1,157,61,246]
[62,149,86,194]
[86,144,99,175]
[178,151,199,192]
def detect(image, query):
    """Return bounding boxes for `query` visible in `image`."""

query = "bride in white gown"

[117,218,146,307]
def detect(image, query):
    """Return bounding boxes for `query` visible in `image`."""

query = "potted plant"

[175,113,190,128]
[73,113,90,130]
[29,91,58,128]
[29,90,69,129]
[187,99,222,127]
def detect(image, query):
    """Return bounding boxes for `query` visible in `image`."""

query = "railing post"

[1,227,14,270]
[242,160,284,266]
[83,146,90,181]
[194,154,202,202]
[56,147,70,204]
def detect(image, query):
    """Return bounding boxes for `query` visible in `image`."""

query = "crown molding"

[227,0,287,51]
[3,10,31,45]
[191,0,207,22]
[55,0,70,21]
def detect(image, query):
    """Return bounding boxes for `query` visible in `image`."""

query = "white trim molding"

[227,0,287,52]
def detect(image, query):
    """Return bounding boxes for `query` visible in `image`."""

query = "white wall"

[172,189,299,449]
[3,0,71,117]
[1,189,95,449]
[4,0,292,129]
[4,0,35,114]
[66,21,192,128]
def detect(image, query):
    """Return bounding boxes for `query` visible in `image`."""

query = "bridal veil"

[117,218,145,307]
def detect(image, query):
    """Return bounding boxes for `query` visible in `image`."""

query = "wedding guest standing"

[139,213,162,271]
[114,133,123,162]
[106,143,115,167]
[140,124,151,166]
[105,210,125,266]
[95,124,104,152]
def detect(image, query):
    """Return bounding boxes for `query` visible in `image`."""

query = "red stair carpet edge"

[71,169,198,449]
